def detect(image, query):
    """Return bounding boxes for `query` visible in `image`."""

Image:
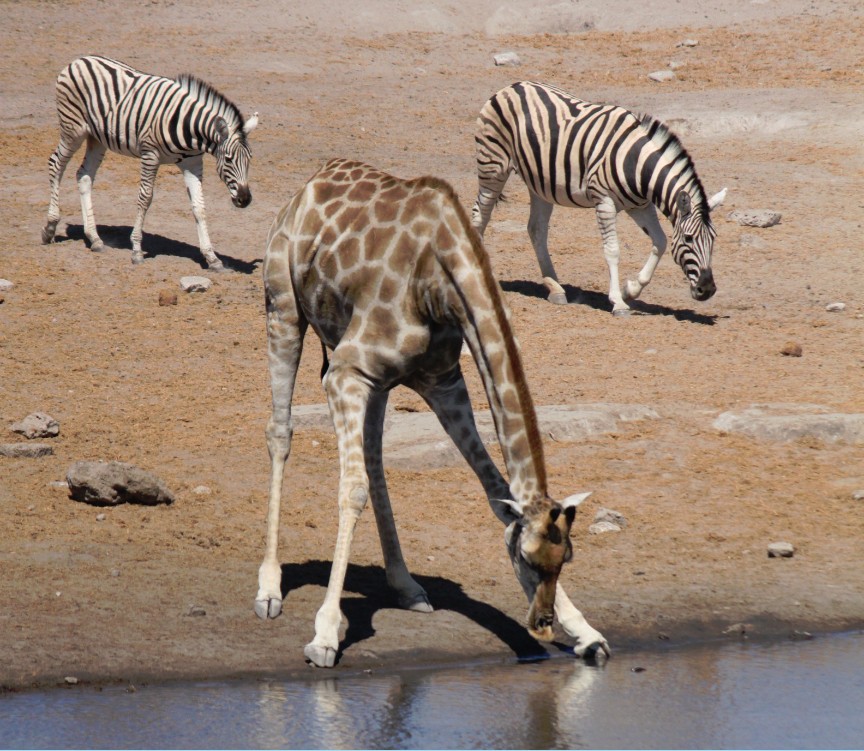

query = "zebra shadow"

[279,560,552,665]
[500,279,718,325]
[60,223,261,274]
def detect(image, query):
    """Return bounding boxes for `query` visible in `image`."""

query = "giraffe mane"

[175,73,246,138]
[414,176,549,497]
[638,112,710,218]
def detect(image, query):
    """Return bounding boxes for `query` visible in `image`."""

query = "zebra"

[471,81,726,315]
[42,55,258,270]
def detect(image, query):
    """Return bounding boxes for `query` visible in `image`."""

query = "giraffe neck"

[419,179,548,505]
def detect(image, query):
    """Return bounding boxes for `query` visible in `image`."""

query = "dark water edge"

[1,630,863,750]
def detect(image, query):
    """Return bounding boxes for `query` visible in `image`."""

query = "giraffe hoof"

[254,596,283,620]
[400,591,433,613]
[304,643,337,668]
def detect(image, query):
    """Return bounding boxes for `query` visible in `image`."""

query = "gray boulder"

[0,443,54,458]
[67,461,174,506]
[713,404,864,444]
[11,412,59,439]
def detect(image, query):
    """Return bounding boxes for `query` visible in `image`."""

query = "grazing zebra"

[472,81,726,314]
[42,55,258,270]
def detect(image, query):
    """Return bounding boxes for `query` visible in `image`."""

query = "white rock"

[648,70,676,83]
[0,443,54,458]
[594,507,627,528]
[677,39,699,47]
[767,541,795,558]
[192,485,212,495]
[825,302,846,312]
[713,404,864,444]
[11,412,59,439]
[0,279,13,291]
[729,210,781,228]
[493,51,521,67]
[852,490,864,501]
[589,521,622,534]
[180,276,212,293]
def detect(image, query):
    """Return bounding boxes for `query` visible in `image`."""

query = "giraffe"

[255,158,610,668]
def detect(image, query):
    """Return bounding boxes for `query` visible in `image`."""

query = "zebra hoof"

[548,292,568,305]
[612,307,633,317]
[131,252,145,265]
[207,261,229,273]
[41,224,57,245]
[90,240,106,253]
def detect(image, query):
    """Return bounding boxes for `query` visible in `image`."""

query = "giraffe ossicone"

[256,158,610,668]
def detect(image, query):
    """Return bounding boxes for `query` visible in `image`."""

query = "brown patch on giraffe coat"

[337,236,361,271]
[347,180,379,203]
[388,231,419,274]
[365,305,399,343]
[373,199,400,224]
[364,226,398,262]
[378,275,400,304]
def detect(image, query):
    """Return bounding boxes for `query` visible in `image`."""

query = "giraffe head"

[501,492,590,641]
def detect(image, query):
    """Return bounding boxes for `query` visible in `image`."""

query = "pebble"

[187,605,207,617]
[677,39,699,47]
[780,342,802,357]
[768,541,795,558]
[648,70,676,83]
[594,507,628,528]
[0,279,13,291]
[825,302,846,312]
[192,485,212,495]
[493,51,521,67]
[180,276,212,293]
[159,289,178,306]
[96,513,106,521]
[64,676,79,685]
[589,521,622,534]
[853,490,864,501]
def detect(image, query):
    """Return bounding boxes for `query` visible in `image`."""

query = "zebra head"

[214,113,258,209]
[670,188,726,302]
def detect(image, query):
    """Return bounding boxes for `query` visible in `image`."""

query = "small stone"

[493,51,521,67]
[427,555,435,562]
[768,541,795,558]
[0,443,54,458]
[64,676,79,685]
[790,630,813,641]
[729,210,782,228]
[0,279,13,291]
[677,39,699,47]
[853,490,864,501]
[180,276,212,293]
[648,70,676,83]
[96,513,106,521]
[780,342,802,357]
[594,507,627,528]
[192,485,211,496]
[589,521,621,534]
[66,460,174,506]
[723,622,751,636]
[187,605,207,617]
[110,569,121,577]
[159,289,178,306]
[11,412,59,439]
[668,60,685,70]
[825,302,846,312]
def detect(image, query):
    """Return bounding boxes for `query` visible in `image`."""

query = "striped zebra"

[42,55,258,270]
[471,81,726,314]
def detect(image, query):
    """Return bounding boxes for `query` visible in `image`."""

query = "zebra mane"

[175,74,246,137]
[638,112,710,218]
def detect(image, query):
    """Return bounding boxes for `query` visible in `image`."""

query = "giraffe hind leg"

[364,391,432,613]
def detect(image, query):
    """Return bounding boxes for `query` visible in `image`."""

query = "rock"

[11,412,59,439]
[66,460,175,506]
[0,279,13,291]
[192,485,211,495]
[648,70,676,83]
[729,209,782,228]
[589,521,621,534]
[713,404,864,444]
[180,276,212,293]
[738,233,766,250]
[853,490,864,501]
[159,289,178,306]
[64,676,79,685]
[493,51,521,67]
[780,342,802,357]
[96,513,106,521]
[768,541,795,558]
[677,39,699,47]
[187,605,207,617]
[825,302,846,312]
[0,443,54,458]
[594,507,627,528]
[668,60,685,70]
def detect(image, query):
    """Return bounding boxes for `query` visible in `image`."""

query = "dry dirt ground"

[1,0,863,691]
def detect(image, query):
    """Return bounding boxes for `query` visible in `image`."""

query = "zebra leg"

[594,197,630,315]
[43,132,85,244]
[471,168,510,237]
[255,263,307,622]
[75,137,108,252]
[180,156,225,271]
[130,152,160,265]
[364,390,432,613]
[527,193,567,305]
[623,205,668,302]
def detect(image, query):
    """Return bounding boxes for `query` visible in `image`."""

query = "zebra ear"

[243,112,259,135]
[214,117,229,143]
[676,190,692,220]
[707,187,727,212]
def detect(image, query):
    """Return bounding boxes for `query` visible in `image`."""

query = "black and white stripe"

[42,55,258,269]
[472,81,725,314]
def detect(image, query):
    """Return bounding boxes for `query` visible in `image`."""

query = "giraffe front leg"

[365,391,432,613]
[527,193,567,305]
[130,153,160,265]
[181,157,225,272]
[595,197,630,315]
[76,137,107,252]
[305,364,371,668]
[623,205,668,303]
[554,582,611,659]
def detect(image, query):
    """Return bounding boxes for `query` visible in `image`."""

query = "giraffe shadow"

[60,223,261,274]
[279,560,550,664]
[500,279,718,324]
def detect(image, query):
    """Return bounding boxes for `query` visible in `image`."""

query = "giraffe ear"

[561,492,591,509]
[494,498,523,523]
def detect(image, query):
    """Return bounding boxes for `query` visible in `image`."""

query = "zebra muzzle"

[692,269,716,301]
[233,186,252,208]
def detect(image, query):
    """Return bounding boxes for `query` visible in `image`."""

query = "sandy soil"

[1,0,862,691]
